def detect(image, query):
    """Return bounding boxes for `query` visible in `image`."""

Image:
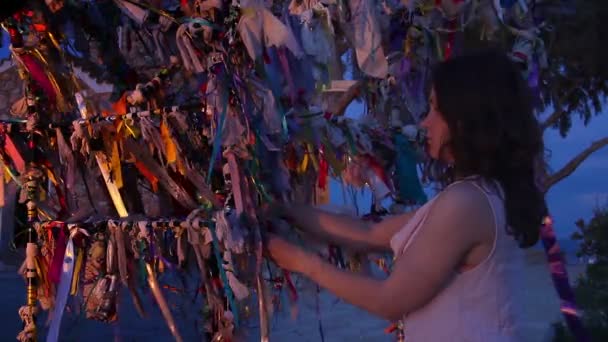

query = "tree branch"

[331,81,362,116]
[540,108,565,131]
[541,85,581,131]
[543,137,608,191]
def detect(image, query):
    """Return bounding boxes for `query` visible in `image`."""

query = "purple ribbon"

[540,216,588,341]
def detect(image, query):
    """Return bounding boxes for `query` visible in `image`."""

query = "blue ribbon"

[394,133,427,205]
[206,74,230,184]
[182,18,222,31]
[263,49,289,139]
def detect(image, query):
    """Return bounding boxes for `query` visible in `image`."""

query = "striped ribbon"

[540,216,588,341]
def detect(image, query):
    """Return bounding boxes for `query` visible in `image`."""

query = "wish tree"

[0,0,575,341]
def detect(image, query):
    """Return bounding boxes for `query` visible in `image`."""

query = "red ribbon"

[283,270,298,302]
[318,147,329,190]
[7,26,23,48]
[364,154,392,191]
[20,54,58,108]
[2,134,25,173]
[48,222,67,284]
[134,161,159,192]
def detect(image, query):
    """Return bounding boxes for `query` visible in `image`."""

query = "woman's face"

[420,88,454,163]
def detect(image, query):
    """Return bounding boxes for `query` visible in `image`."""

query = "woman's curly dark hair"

[431,49,547,248]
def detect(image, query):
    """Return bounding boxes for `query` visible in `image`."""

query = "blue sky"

[1,39,606,238]
[543,112,608,237]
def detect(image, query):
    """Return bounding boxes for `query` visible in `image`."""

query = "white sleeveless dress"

[390,177,528,341]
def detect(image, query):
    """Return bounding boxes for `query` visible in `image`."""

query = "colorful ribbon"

[208,220,239,328]
[540,216,589,341]
[47,225,89,342]
[394,133,427,205]
[206,75,230,184]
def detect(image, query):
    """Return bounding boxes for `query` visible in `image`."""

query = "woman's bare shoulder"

[431,181,495,231]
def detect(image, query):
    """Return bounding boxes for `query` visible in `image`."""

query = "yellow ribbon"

[117,119,139,139]
[34,257,44,285]
[96,152,129,218]
[37,208,54,221]
[125,122,139,138]
[240,7,257,17]
[160,120,177,164]
[307,144,319,172]
[71,249,83,295]
[4,165,20,185]
[298,153,309,173]
[46,168,58,186]
[39,186,47,201]
[111,141,123,189]
[47,32,62,51]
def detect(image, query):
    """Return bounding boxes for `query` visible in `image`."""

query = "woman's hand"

[265,234,314,274]
[260,202,291,223]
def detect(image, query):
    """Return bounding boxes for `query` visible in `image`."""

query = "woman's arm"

[288,183,491,321]
[283,204,416,253]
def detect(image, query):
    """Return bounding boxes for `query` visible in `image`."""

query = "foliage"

[553,207,608,341]
[538,0,608,136]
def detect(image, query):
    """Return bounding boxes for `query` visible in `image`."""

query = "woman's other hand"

[265,234,313,274]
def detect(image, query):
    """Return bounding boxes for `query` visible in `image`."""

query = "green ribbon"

[247,130,275,204]
[208,220,239,328]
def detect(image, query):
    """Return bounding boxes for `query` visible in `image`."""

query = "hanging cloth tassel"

[151,28,168,65]
[109,221,130,287]
[237,0,303,61]
[208,220,239,327]
[145,263,184,342]
[344,0,388,78]
[114,0,149,25]
[55,128,76,198]
[47,225,89,342]
[176,23,206,73]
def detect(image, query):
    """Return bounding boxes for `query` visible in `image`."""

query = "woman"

[265,50,547,341]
